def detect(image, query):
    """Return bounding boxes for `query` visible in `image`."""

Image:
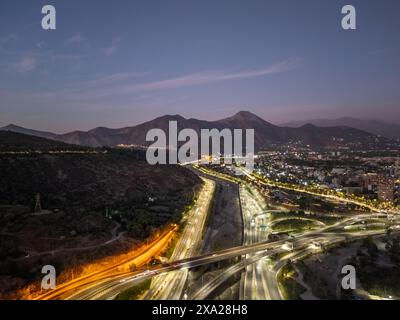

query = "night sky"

[0,0,399,132]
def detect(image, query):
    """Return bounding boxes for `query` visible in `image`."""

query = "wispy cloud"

[102,37,121,56]
[0,34,18,54]
[65,33,84,45]
[15,56,37,73]
[0,33,18,45]
[9,58,300,105]
[134,58,300,92]
[36,41,45,49]
[73,58,300,99]
[71,71,150,88]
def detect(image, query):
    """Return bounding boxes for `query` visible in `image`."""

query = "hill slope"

[0,132,201,299]
[0,131,89,152]
[0,124,58,140]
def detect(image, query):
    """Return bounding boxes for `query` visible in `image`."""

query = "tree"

[387,237,400,262]
[363,237,378,261]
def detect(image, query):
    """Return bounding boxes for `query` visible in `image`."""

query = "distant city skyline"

[1,0,400,132]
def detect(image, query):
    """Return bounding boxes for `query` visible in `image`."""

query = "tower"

[34,193,42,213]
[378,177,395,203]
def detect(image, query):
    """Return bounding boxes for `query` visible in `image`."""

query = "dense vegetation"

[271,219,319,233]
[0,132,202,297]
[270,210,343,225]
[277,260,306,300]
[351,237,400,298]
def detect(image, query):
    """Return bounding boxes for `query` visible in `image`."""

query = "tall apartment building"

[378,176,395,202]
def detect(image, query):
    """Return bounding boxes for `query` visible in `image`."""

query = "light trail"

[145,177,216,300]
[35,225,178,300]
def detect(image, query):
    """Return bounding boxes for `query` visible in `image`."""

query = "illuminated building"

[378,176,395,202]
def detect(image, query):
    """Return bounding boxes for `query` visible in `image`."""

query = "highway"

[59,196,397,300]
[239,185,273,300]
[193,251,273,300]
[37,165,400,300]
[234,174,392,300]
[238,167,399,214]
[144,177,215,300]
[57,203,397,300]
[35,224,178,300]
[36,177,216,301]
[192,230,388,300]
[60,221,392,300]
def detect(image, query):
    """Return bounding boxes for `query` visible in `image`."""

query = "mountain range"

[0,111,388,150]
[281,117,400,140]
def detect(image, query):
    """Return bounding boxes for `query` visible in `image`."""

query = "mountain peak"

[224,110,274,126]
[155,114,187,122]
[301,123,318,129]
[233,111,258,118]
[2,124,23,130]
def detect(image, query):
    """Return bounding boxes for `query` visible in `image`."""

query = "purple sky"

[0,0,400,133]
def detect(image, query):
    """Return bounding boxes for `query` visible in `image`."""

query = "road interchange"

[37,167,399,300]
